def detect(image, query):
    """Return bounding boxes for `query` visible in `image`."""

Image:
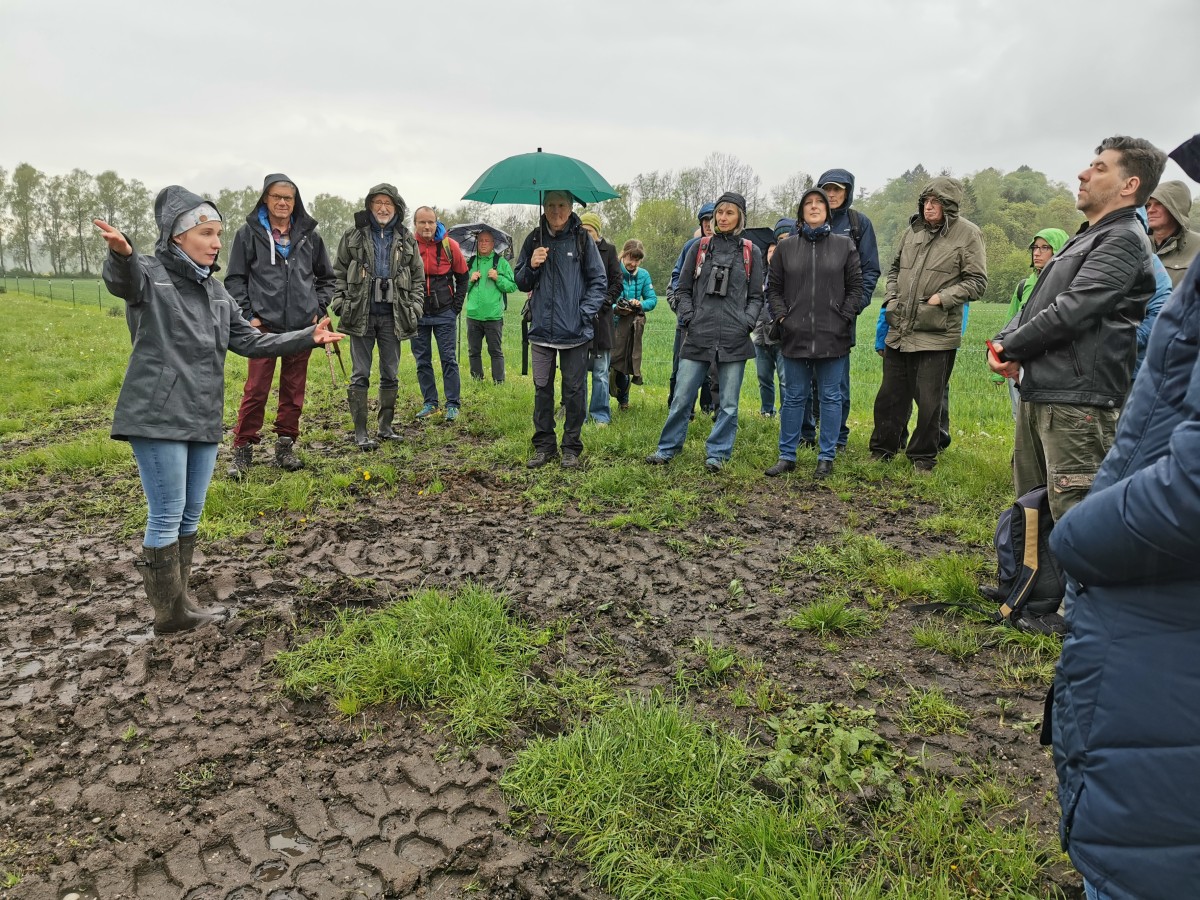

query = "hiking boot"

[765,458,795,477]
[348,388,379,450]
[561,452,580,470]
[814,459,834,478]
[136,542,205,636]
[227,444,252,480]
[445,405,460,423]
[416,402,439,420]
[376,387,401,443]
[526,450,558,469]
[870,450,894,462]
[645,453,670,466]
[177,533,226,620]
[913,460,936,474]
[704,457,724,473]
[276,437,303,471]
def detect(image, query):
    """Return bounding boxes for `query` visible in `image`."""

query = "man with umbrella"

[513,190,608,468]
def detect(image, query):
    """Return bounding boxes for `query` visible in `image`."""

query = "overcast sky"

[2,0,1197,210]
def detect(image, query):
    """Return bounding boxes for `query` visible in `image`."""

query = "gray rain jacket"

[104,186,319,443]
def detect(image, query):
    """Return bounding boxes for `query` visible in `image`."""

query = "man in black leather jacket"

[990,136,1167,521]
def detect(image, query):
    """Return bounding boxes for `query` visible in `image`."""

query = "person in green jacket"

[992,227,1069,417]
[464,226,517,383]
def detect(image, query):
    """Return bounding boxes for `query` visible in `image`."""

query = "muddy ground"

[0,424,1077,900]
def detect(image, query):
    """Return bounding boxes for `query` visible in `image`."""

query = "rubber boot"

[177,533,227,620]
[377,387,402,442]
[347,388,378,451]
[136,542,205,636]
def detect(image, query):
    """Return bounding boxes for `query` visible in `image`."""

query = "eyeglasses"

[1031,244,1053,253]
[267,193,295,204]
[371,200,395,209]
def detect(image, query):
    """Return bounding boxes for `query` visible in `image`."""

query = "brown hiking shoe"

[276,437,303,472]
[227,444,252,480]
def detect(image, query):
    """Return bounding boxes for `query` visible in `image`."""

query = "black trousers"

[870,347,954,465]
[532,343,588,455]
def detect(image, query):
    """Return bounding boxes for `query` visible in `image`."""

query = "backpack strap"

[847,209,862,245]
[694,235,712,273]
[1000,499,1043,621]
[694,235,752,279]
[741,239,752,279]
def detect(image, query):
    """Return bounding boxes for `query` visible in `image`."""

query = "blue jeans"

[656,357,747,462]
[754,343,785,415]
[1084,881,1112,900]
[412,307,461,408]
[780,356,844,462]
[801,355,851,445]
[588,349,612,423]
[130,439,220,548]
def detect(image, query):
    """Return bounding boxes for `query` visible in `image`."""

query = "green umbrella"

[462,149,619,205]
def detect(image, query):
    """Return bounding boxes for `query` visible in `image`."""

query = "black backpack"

[992,486,1065,630]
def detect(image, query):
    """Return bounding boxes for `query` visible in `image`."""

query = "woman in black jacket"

[96,187,344,636]
[765,189,862,478]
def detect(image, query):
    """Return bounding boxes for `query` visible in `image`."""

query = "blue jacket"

[619,264,657,312]
[514,213,607,346]
[1050,256,1200,899]
[1134,256,1172,378]
[669,202,717,295]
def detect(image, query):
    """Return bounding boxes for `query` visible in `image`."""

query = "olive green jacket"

[1149,180,1199,287]
[883,177,988,352]
[329,183,425,340]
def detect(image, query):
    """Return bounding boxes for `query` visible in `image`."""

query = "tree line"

[4,156,1195,304]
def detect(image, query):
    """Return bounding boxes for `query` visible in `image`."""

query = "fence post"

[98,282,102,308]
[47,280,52,301]
[71,280,76,305]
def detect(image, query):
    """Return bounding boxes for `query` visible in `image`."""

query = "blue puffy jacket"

[514,213,607,346]
[1050,256,1200,899]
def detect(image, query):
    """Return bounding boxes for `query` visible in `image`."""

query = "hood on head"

[1148,180,1193,230]
[696,201,717,225]
[255,172,314,226]
[357,183,407,230]
[797,188,832,225]
[816,168,856,209]
[154,185,221,256]
[1028,226,1069,265]
[917,176,963,223]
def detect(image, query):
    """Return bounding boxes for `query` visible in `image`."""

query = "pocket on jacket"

[913,301,949,333]
[151,366,178,411]
[883,300,898,329]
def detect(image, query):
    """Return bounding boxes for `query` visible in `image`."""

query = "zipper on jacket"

[810,240,817,357]
[1069,344,1083,378]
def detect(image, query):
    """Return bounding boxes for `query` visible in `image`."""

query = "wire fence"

[1,276,1013,421]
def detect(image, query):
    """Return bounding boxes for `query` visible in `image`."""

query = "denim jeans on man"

[801,355,852,445]
[656,358,747,462]
[588,349,612,423]
[467,318,505,383]
[412,307,461,408]
[754,342,785,415]
[780,356,844,462]
[532,343,588,456]
[349,312,401,390]
[130,439,220,548]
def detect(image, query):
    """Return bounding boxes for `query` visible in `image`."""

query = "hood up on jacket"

[816,168,857,209]
[1148,180,1194,232]
[354,183,409,232]
[1028,227,1069,266]
[153,184,222,267]
[796,188,832,224]
[253,172,317,264]
[915,176,964,230]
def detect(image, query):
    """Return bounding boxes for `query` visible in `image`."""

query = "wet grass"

[272,584,552,743]
[502,693,1059,899]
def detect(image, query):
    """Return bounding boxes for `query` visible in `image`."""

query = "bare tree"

[0,165,8,274]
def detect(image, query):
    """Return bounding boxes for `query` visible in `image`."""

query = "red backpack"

[694,234,753,279]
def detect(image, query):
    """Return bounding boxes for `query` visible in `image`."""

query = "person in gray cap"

[95,188,344,635]
[1145,179,1199,286]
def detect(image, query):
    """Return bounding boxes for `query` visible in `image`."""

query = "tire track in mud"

[1,473,1064,897]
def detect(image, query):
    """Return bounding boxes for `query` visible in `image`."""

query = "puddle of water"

[267,827,312,858]
[253,860,288,883]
